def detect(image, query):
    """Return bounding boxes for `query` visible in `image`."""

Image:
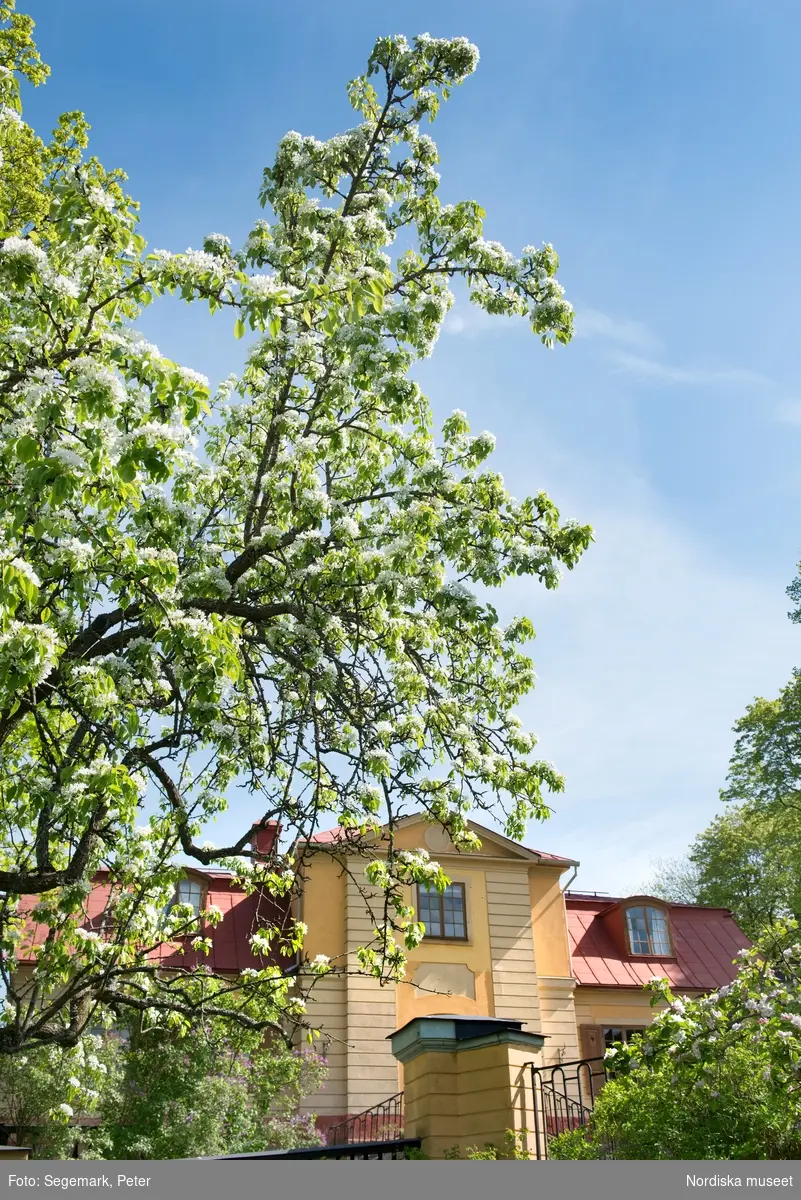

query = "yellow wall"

[391,822,522,859]
[574,986,675,1028]
[300,853,346,961]
[397,862,496,1027]
[402,1041,538,1159]
[297,822,579,1122]
[297,853,349,1116]
[529,867,571,977]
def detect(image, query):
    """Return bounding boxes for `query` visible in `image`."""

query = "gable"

[301,814,576,870]
[391,816,535,860]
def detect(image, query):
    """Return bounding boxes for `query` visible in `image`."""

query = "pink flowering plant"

[551,924,801,1159]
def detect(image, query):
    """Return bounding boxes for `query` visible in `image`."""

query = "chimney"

[251,820,280,857]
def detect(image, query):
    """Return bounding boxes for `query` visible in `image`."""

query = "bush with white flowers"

[0,1034,118,1157]
[550,924,801,1160]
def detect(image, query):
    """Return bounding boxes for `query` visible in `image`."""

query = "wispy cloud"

[443,304,524,338]
[443,300,661,350]
[611,352,774,388]
[573,306,661,353]
[487,462,799,894]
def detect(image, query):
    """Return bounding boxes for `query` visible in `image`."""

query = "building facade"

[294,816,749,1130]
[14,815,749,1137]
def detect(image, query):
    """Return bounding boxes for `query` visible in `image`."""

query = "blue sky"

[21,1,801,893]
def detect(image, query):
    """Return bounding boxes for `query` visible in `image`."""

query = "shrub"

[551,925,801,1160]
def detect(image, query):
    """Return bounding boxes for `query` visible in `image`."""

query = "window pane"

[605,1027,645,1047]
[625,907,650,954]
[418,885,442,936]
[444,885,466,937]
[646,908,671,955]
[178,880,202,914]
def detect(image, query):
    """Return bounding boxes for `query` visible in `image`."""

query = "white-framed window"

[175,878,203,916]
[624,905,671,955]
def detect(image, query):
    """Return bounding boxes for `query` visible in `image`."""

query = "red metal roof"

[530,848,574,865]
[304,826,358,845]
[566,894,750,990]
[17,869,294,973]
[151,875,293,973]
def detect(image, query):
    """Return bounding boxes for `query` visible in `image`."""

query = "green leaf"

[234,318,246,340]
[15,435,38,462]
[51,474,71,503]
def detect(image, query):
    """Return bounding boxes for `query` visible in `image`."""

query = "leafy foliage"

[101,1016,326,1160]
[0,1014,325,1159]
[0,1034,117,1158]
[550,927,801,1160]
[690,805,801,938]
[0,7,590,1054]
[442,1131,533,1159]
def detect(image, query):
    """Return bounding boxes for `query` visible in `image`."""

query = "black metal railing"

[326,1091,404,1147]
[207,1138,420,1160]
[528,1057,608,1159]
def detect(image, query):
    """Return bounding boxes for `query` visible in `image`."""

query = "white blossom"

[178,366,210,389]
[51,446,86,470]
[8,557,41,589]
[87,187,115,212]
[1,235,47,271]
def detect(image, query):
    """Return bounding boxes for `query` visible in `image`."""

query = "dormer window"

[174,878,203,916]
[624,904,671,956]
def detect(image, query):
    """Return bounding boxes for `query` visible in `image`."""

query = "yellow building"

[295,815,748,1134]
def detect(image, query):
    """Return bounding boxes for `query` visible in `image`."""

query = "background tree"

[688,806,801,938]
[0,6,591,1056]
[639,855,701,905]
[642,772,801,941]
[0,1017,326,1159]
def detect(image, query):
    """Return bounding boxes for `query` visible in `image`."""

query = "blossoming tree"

[0,3,591,1054]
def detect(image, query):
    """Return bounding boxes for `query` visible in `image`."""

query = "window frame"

[623,902,674,957]
[416,881,469,942]
[602,1026,647,1049]
[172,876,205,918]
